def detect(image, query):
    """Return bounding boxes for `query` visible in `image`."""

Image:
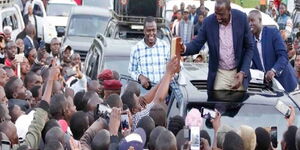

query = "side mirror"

[96,33,107,47]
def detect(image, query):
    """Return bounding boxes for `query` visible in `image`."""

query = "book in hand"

[171,37,181,73]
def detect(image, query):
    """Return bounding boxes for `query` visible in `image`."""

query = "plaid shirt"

[132,101,155,130]
[128,38,170,83]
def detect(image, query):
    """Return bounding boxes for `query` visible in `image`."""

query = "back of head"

[70,111,89,140]
[176,129,187,150]
[91,129,110,150]
[112,70,120,80]
[239,125,256,150]
[149,104,167,127]
[121,90,136,113]
[125,81,140,97]
[106,94,122,108]
[45,126,64,144]
[25,23,35,36]
[168,115,185,136]
[44,140,64,150]
[255,127,271,150]
[223,131,244,150]
[296,128,300,150]
[283,126,298,150]
[156,130,177,150]
[50,93,67,120]
[42,119,60,142]
[217,124,235,149]
[201,130,211,146]
[73,90,85,111]
[137,116,155,147]
[148,126,167,150]
[81,91,97,111]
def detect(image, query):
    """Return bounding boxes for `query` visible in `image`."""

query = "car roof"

[48,0,77,5]
[70,6,111,17]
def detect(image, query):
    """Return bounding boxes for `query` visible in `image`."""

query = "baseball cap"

[119,128,146,150]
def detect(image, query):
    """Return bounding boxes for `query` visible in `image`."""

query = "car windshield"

[187,102,300,146]
[293,11,300,27]
[83,0,111,8]
[67,15,109,37]
[47,3,75,16]
[104,56,130,76]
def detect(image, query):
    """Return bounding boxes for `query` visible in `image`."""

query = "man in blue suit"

[248,10,297,92]
[181,0,254,91]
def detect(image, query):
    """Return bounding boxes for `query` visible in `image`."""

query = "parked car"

[82,0,112,9]
[43,0,77,44]
[0,0,25,41]
[61,6,111,59]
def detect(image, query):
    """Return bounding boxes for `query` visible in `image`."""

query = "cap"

[119,128,146,150]
[58,119,69,133]
[103,80,122,90]
[15,110,35,139]
[98,69,113,81]
[39,41,46,50]
[185,108,203,128]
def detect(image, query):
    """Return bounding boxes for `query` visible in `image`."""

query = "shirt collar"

[255,29,263,42]
[143,38,158,48]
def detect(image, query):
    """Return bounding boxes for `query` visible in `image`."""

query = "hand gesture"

[231,72,244,90]
[211,109,221,133]
[286,106,295,127]
[265,70,275,82]
[69,137,81,150]
[166,56,180,75]
[139,75,150,89]
[109,107,121,136]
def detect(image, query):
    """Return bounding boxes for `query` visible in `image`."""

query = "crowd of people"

[0,0,300,149]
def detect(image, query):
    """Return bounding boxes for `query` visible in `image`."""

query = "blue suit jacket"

[184,9,254,91]
[251,27,297,92]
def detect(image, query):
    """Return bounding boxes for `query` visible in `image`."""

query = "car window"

[11,14,18,30]
[293,11,300,26]
[47,3,74,17]
[2,16,12,29]
[103,56,130,76]
[67,15,109,37]
[33,3,44,17]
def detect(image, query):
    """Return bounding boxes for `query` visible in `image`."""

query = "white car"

[0,0,25,41]
[44,0,77,43]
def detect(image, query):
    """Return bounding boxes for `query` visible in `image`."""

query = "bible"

[171,37,181,73]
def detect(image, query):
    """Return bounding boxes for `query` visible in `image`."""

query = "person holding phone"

[180,0,254,91]
[248,10,297,92]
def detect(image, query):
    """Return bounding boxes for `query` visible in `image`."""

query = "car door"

[1,6,24,41]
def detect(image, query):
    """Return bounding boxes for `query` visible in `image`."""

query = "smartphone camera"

[94,104,112,120]
[270,126,278,148]
[275,100,291,118]
[201,107,216,120]
[190,126,200,150]
[121,113,129,130]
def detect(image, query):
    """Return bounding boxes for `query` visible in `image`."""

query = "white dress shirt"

[255,31,265,71]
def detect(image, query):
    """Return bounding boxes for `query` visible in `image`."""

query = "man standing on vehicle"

[180,0,254,91]
[248,10,297,92]
[129,16,182,102]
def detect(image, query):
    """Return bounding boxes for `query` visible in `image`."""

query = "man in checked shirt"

[129,16,183,103]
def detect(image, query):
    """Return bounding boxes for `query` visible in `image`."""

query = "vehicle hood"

[63,36,94,51]
[46,16,68,27]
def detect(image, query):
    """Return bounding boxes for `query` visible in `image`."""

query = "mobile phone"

[201,107,216,119]
[15,53,24,63]
[270,126,278,148]
[183,126,190,140]
[120,112,129,130]
[1,140,11,150]
[96,104,112,115]
[275,100,291,118]
[287,37,293,44]
[190,126,200,150]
